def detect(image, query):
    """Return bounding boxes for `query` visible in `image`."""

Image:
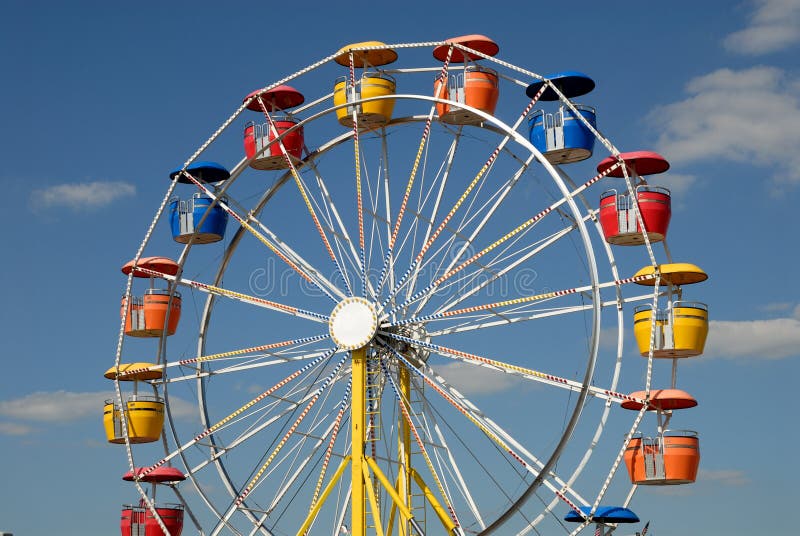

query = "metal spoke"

[399,271,658,329]
[139,347,339,482]
[410,152,535,315]
[421,361,591,509]
[255,97,355,298]
[129,265,329,324]
[425,290,659,337]
[381,332,643,407]
[177,169,341,303]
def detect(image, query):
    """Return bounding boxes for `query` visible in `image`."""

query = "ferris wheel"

[105,36,709,536]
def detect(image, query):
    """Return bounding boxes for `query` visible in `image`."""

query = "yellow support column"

[411,468,456,533]
[398,364,412,536]
[352,347,367,536]
[296,456,352,536]
[362,460,386,536]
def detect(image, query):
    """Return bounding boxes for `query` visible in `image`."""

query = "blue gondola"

[528,104,596,164]
[169,192,228,244]
[167,160,230,244]
[526,71,597,165]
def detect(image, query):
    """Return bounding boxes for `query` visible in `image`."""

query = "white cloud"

[698,469,750,486]
[758,301,794,313]
[642,483,696,497]
[600,326,623,350]
[724,0,800,55]
[644,469,750,497]
[655,173,697,199]
[163,395,196,419]
[0,390,112,422]
[0,421,35,436]
[650,66,800,185]
[433,361,522,395]
[705,317,800,359]
[30,180,136,211]
[0,390,195,422]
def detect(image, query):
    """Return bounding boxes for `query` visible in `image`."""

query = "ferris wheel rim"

[173,96,608,533]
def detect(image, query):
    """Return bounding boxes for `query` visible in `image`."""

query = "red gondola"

[599,186,671,245]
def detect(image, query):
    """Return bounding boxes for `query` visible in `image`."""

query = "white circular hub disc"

[329,297,378,350]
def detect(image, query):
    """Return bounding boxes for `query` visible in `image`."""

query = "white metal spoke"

[112,334,331,383]
[220,189,347,302]
[426,291,659,337]
[403,134,460,303]
[255,102,355,300]
[211,352,348,535]
[383,161,619,321]
[411,152,535,315]
[141,348,339,482]
[364,141,387,295]
[130,264,329,324]
[304,156,370,295]
[419,218,578,319]
[421,361,590,508]
[398,270,659,329]
[292,164,359,297]
[379,128,396,311]
[382,332,642,408]
[163,348,334,383]
[179,169,342,303]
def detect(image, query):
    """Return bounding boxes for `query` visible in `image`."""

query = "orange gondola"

[624,430,700,485]
[433,35,500,125]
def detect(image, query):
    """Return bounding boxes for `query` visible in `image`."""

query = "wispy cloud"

[724,0,800,55]
[0,421,35,436]
[600,325,623,350]
[30,180,136,211]
[705,313,800,360]
[642,469,750,497]
[698,469,750,486]
[0,390,195,425]
[758,301,794,313]
[655,173,697,198]
[433,361,523,395]
[0,390,112,422]
[163,395,196,419]
[650,66,800,186]
[642,483,696,497]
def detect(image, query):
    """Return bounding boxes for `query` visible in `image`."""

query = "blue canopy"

[169,161,230,184]
[525,71,595,101]
[564,505,640,524]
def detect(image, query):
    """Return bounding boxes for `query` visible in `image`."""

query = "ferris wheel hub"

[329,297,379,350]
[384,323,431,365]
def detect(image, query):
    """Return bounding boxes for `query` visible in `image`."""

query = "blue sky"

[1,1,799,535]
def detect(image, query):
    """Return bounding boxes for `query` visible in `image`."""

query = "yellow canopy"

[104,363,163,381]
[634,263,708,286]
[334,41,398,67]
